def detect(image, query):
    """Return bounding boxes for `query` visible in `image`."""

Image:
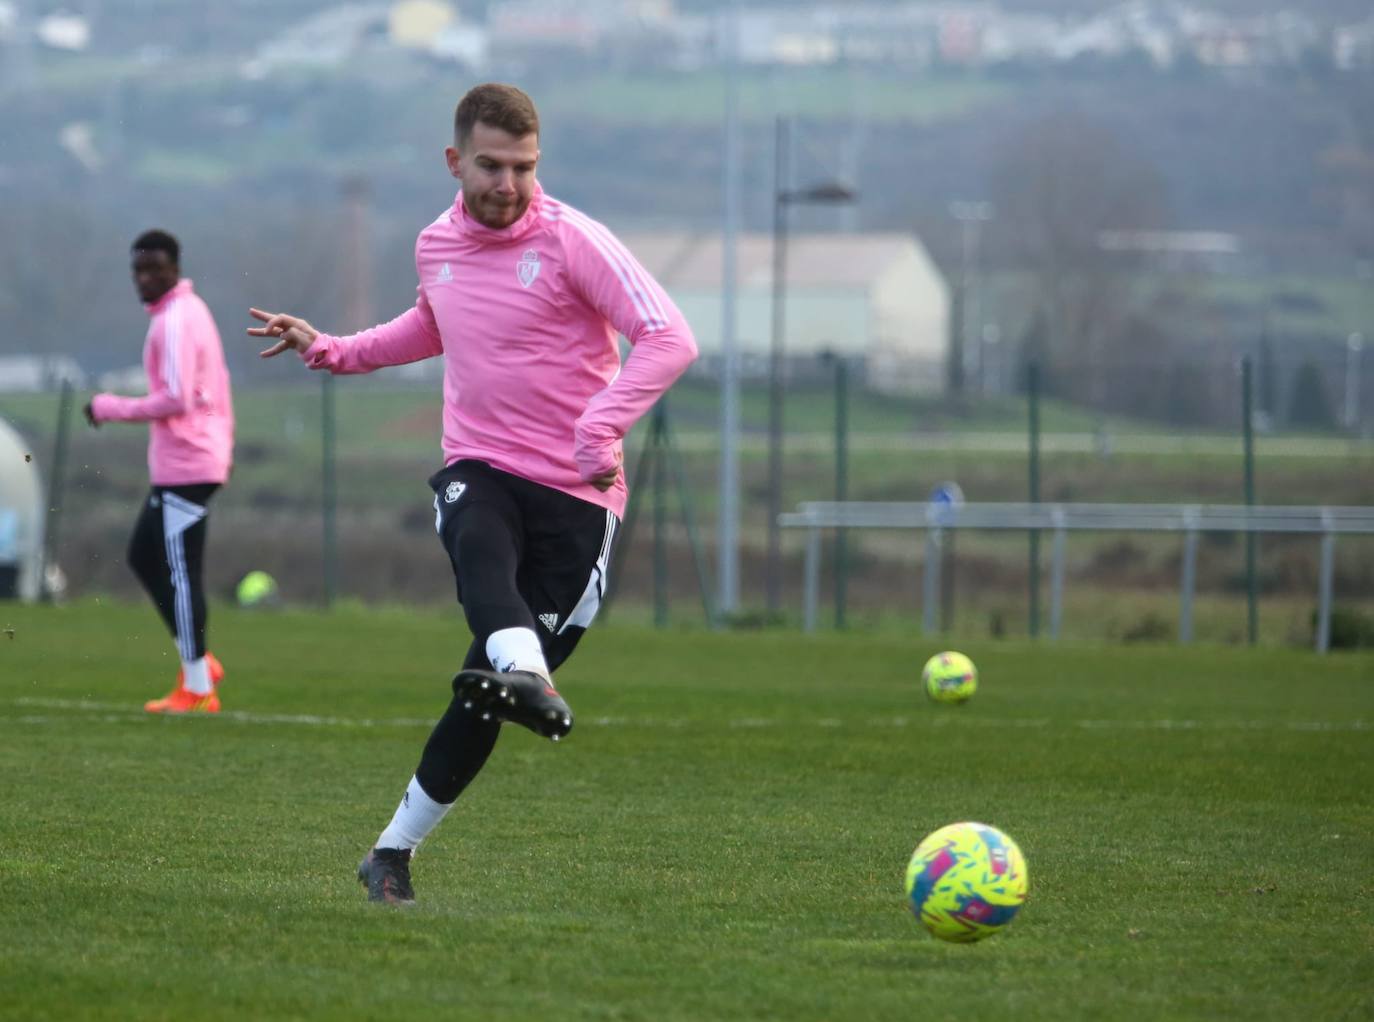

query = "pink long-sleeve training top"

[91,279,235,485]
[299,183,698,519]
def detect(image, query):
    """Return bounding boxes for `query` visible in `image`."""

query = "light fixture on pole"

[765,116,857,614]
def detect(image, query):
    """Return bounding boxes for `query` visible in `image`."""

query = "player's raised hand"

[248,308,319,357]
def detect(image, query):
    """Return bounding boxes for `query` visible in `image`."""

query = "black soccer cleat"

[357,847,415,905]
[452,668,574,742]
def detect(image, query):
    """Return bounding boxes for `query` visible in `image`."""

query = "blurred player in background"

[250,82,697,904]
[86,230,235,713]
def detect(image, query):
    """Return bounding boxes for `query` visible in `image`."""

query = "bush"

[1122,611,1173,644]
[1287,360,1335,431]
[719,609,787,630]
[1312,607,1374,650]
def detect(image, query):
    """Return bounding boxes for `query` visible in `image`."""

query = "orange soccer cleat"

[144,685,221,714]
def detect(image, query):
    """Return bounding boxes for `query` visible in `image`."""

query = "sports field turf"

[1,601,1371,1020]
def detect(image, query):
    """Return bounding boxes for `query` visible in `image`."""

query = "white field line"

[5,698,1369,733]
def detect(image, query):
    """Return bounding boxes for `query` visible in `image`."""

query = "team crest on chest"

[516,249,541,288]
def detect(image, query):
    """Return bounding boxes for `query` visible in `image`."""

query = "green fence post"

[322,374,338,609]
[653,407,668,628]
[659,402,717,628]
[1027,362,1041,638]
[1242,356,1257,645]
[41,381,74,600]
[834,357,849,629]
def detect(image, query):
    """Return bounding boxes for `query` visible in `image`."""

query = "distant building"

[487,0,675,60]
[243,4,389,76]
[95,365,148,394]
[432,20,488,68]
[0,355,86,393]
[1335,19,1374,71]
[389,0,456,49]
[1097,229,1242,272]
[722,5,956,67]
[620,230,950,394]
[981,14,1061,66]
[35,11,90,52]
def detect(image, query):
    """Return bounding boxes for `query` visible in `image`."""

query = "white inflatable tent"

[0,415,46,601]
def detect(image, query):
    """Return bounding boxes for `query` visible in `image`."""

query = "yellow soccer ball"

[905,821,1028,943]
[922,650,977,704]
[236,570,279,608]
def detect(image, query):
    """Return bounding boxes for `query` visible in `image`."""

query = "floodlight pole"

[764,127,857,616]
[1027,362,1041,637]
[717,0,742,620]
[322,177,373,609]
[765,116,790,615]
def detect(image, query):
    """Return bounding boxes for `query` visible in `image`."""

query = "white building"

[1335,19,1374,71]
[620,230,950,393]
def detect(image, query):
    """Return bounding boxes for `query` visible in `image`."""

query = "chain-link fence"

[3,350,1372,643]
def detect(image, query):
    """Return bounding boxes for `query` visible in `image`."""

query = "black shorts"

[428,460,620,668]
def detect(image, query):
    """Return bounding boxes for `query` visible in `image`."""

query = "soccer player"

[85,230,235,713]
[249,83,697,904]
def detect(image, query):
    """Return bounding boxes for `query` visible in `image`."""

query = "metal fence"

[781,501,1374,652]
[4,357,1374,629]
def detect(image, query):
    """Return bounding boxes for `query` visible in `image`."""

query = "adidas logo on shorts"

[539,613,559,632]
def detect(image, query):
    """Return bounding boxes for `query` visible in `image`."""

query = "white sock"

[182,657,212,695]
[376,776,453,853]
[485,626,550,680]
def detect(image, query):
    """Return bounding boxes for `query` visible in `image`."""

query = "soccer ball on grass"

[922,650,977,704]
[904,821,1028,943]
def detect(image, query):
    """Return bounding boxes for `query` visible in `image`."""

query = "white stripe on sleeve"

[560,207,671,328]
[544,203,669,332]
[161,298,183,398]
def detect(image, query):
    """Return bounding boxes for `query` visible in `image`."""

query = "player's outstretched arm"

[248,308,319,358]
[249,298,442,376]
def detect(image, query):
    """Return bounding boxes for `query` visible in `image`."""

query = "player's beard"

[474,193,527,229]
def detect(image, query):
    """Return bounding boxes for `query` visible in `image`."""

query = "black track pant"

[415,460,619,804]
[127,483,219,663]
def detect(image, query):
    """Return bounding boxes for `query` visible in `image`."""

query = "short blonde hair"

[454,83,539,145]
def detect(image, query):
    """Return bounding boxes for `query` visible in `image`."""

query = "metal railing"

[779,502,1374,652]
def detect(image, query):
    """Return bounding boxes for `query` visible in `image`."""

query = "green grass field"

[1,601,1371,1020]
